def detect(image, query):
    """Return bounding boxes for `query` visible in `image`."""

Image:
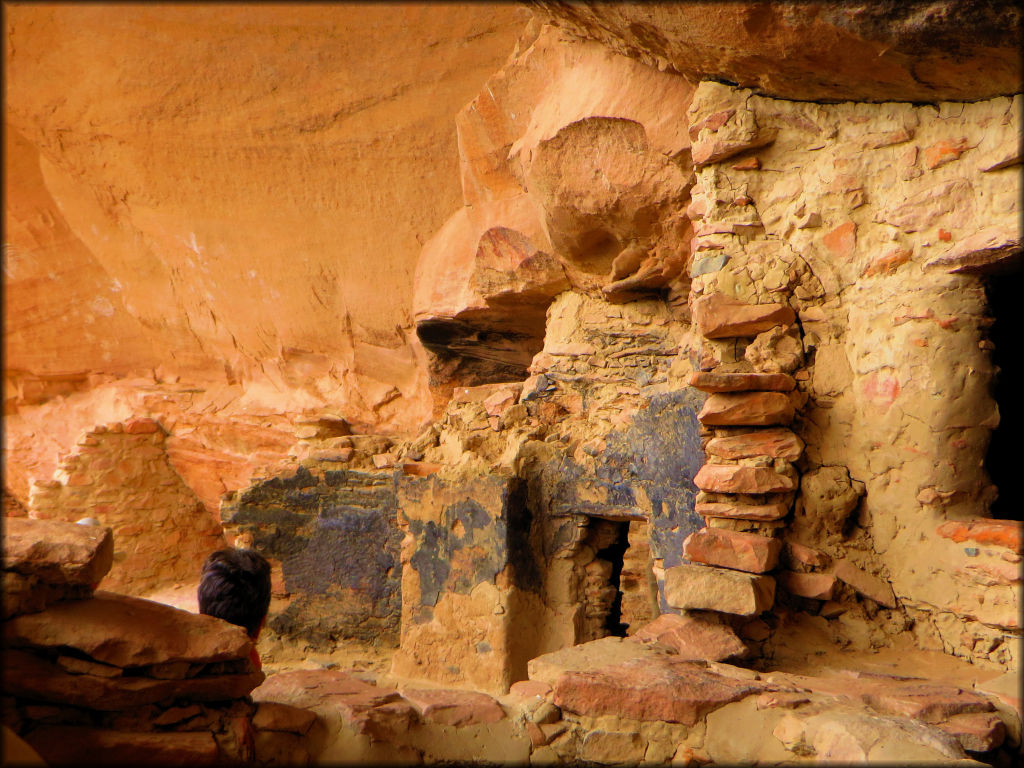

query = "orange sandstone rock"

[705,428,803,461]
[698,392,795,426]
[692,292,795,339]
[694,465,797,495]
[936,518,1022,553]
[688,371,796,392]
[632,613,747,662]
[683,528,782,574]
[696,501,790,522]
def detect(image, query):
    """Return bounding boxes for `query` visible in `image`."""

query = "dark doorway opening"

[595,521,631,637]
[985,269,1022,520]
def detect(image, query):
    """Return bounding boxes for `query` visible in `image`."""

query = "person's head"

[198,548,271,639]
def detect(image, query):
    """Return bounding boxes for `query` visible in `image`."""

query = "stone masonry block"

[664,563,775,616]
[683,527,781,574]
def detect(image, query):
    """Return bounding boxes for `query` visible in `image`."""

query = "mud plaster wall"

[686,82,1022,665]
[221,465,402,650]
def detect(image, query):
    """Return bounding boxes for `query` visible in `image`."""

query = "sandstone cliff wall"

[4,2,529,512]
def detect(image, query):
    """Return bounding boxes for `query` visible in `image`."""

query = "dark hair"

[197,548,271,638]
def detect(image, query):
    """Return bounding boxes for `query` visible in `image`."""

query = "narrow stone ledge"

[688,371,796,392]
[696,501,790,521]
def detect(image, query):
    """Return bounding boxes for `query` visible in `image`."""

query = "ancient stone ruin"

[3,2,1022,766]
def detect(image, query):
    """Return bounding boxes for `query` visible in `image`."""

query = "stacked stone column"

[665,292,804,623]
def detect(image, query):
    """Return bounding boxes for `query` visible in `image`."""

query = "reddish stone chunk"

[688,371,796,392]
[692,292,795,339]
[698,392,795,426]
[696,501,790,521]
[632,612,747,662]
[785,541,831,568]
[552,656,765,725]
[694,465,796,494]
[705,428,803,461]
[924,138,971,169]
[778,571,838,600]
[936,518,1022,553]
[684,528,781,574]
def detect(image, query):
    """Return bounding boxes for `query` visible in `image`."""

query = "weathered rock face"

[529,1,1022,102]
[413,23,696,404]
[3,2,529,514]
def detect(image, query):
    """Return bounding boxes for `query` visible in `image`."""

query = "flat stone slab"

[705,428,804,461]
[833,560,897,608]
[688,371,796,392]
[252,669,417,741]
[684,527,782,574]
[665,563,775,616]
[552,656,766,725]
[3,591,253,667]
[3,517,113,587]
[696,501,790,521]
[694,464,797,494]
[778,571,838,600]
[4,649,263,711]
[632,612,747,662]
[398,687,506,726]
[527,636,672,688]
[698,392,795,426]
[692,292,795,339]
[782,670,996,726]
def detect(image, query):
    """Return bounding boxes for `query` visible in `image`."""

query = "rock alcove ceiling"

[3,2,1022,766]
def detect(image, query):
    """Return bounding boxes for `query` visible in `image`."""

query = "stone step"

[696,501,790,521]
[551,655,767,726]
[692,292,795,339]
[664,563,775,616]
[698,392,795,426]
[705,428,804,461]
[688,371,796,393]
[694,464,797,495]
[683,527,782,574]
